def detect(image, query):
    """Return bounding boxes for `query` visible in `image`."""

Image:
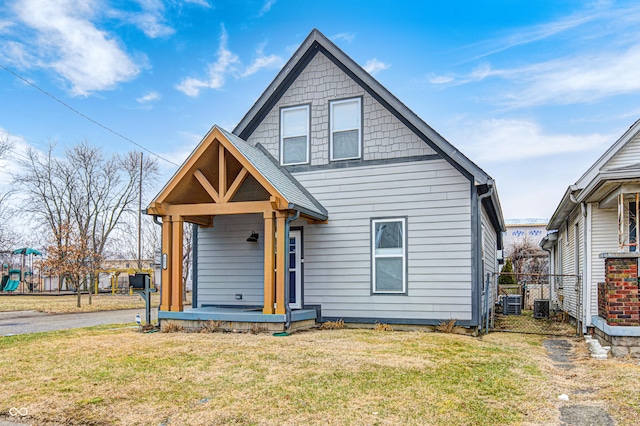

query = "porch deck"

[158,306,317,323]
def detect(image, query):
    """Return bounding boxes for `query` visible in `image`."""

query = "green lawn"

[1,326,639,425]
[0,327,566,425]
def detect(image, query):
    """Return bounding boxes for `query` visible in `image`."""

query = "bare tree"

[0,136,17,250]
[41,222,99,307]
[15,141,159,293]
[507,236,549,276]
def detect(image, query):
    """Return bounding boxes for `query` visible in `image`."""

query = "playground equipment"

[2,269,21,292]
[96,268,154,295]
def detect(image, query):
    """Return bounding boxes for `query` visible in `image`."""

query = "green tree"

[499,258,517,285]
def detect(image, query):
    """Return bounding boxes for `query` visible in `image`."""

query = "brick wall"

[598,256,640,326]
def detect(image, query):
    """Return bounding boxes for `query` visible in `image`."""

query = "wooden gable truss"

[147,127,311,314]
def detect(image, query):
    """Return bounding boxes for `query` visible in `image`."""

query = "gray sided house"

[148,29,505,331]
[542,119,640,356]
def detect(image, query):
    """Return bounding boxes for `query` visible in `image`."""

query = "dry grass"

[0,293,191,314]
[0,326,613,426]
[320,319,345,330]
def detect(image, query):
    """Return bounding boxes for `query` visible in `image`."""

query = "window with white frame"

[372,218,406,293]
[280,105,309,165]
[330,98,361,160]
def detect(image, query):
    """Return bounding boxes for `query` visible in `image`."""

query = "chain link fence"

[482,272,581,336]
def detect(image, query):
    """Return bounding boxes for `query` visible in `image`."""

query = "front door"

[289,230,302,309]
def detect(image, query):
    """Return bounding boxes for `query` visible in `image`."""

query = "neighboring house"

[503,218,548,254]
[541,119,640,356]
[147,29,505,331]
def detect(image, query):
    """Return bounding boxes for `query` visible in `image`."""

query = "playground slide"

[0,276,7,291]
[3,279,19,292]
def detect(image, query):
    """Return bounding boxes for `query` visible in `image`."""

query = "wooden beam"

[184,215,213,227]
[147,202,167,215]
[193,169,219,203]
[223,168,249,203]
[275,212,286,315]
[219,144,226,201]
[160,218,172,312]
[170,217,184,312]
[263,211,275,314]
[270,195,288,211]
[166,201,273,216]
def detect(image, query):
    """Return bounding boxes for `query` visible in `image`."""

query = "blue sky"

[1,0,640,222]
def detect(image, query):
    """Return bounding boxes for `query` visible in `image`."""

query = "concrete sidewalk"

[0,308,158,335]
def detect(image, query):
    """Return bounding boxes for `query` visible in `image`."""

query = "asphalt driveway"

[0,308,158,335]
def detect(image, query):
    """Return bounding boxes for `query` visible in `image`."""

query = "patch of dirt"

[544,338,616,426]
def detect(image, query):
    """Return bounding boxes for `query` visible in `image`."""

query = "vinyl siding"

[590,205,617,319]
[556,210,584,321]
[246,51,436,165]
[292,159,473,321]
[197,214,264,307]
[481,205,498,315]
[604,132,640,170]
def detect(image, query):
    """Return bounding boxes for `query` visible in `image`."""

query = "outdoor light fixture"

[247,231,259,242]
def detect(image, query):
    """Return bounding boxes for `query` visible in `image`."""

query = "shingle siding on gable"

[246,51,435,165]
[605,133,640,170]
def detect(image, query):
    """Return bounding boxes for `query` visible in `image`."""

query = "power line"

[0,63,180,167]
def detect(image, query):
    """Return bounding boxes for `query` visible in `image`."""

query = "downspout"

[284,210,301,330]
[477,180,494,333]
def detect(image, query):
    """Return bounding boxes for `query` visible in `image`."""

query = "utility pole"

[138,152,143,270]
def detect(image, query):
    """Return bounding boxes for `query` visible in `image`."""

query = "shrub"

[200,320,222,333]
[435,319,463,334]
[499,258,517,285]
[374,322,394,332]
[161,322,184,333]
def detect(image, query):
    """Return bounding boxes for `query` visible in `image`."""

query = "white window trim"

[280,105,310,166]
[372,217,407,294]
[330,97,361,161]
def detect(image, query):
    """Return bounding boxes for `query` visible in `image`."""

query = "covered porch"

[146,126,327,329]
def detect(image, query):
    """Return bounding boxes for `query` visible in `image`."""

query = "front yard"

[0,293,179,314]
[2,326,638,425]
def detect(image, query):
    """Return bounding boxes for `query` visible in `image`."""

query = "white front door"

[289,230,302,309]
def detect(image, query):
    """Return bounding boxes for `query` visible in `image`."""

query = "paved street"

[0,308,158,335]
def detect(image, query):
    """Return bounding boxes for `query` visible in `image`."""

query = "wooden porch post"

[263,211,275,314]
[275,212,287,315]
[160,217,172,312]
[170,216,184,311]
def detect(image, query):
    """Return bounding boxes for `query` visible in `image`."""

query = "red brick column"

[600,254,640,326]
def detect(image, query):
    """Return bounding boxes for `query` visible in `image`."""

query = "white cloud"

[241,43,283,77]
[499,44,640,107]
[457,118,612,163]
[183,0,211,7]
[122,0,174,38]
[136,91,161,103]
[11,0,141,96]
[176,26,239,97]
[363,58,390,75]
[331,32,355,44]
[0,20,14,34]
[258,0,276,17]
